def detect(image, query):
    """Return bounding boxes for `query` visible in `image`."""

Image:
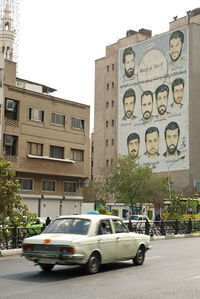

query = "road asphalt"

[1,232,200,257]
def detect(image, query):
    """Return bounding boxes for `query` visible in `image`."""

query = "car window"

[113,219,128,233]
[44,218,90,235]
[97,220,112,235]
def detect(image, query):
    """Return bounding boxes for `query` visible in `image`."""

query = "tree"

[100,155,168,209]
[82,180,105,203]
[166,193,187,220]
[0,157,36,227]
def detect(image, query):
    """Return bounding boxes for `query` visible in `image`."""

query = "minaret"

[0,0,15,61]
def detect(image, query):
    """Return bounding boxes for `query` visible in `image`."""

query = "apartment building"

[94,8,200,193]
[0,3,90,218]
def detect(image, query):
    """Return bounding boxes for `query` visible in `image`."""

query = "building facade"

[0,59,90,218]
[94,9,200,193]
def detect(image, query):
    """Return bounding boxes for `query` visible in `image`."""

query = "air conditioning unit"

[6,99,15,111]
[4,135,12,146]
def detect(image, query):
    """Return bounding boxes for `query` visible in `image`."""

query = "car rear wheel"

[133,246,145,266]
[39,263,54,272]
[85,252,101,274]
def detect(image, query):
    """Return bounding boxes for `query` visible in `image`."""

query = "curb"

[0,248,21,257]
[150,232,200,241]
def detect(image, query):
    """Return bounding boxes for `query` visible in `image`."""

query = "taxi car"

[21,214,152,274]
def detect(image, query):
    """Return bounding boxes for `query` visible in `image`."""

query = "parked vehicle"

[21,214,152,274]
[123,215,153,230]
[26,217,46,235]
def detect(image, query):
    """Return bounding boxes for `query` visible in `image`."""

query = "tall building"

[94,9,200,193]
[0,2,90,217]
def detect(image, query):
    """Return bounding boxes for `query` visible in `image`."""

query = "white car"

[123,215,153,230]
[21,214,152,274]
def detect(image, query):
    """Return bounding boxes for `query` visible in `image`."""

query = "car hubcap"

[90,256,97,272]
[138,249,143,262]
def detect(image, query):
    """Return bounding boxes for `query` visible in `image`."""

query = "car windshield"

[43,218,91,235]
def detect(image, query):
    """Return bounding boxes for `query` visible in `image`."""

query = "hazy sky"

[17,0,200,132]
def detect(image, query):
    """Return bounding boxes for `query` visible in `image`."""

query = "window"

[106,139,108,146]
[113,219,128,233]
[50,145,64,159]
[71,149,84,161]
[111,159,113,165]
[107,83,109,90]
[112,120,114,127]
[107,65,109,72]
[106,101,109,108]
[28,142,43,156]
[112,139,114,146]
[29,108,44,122]
[106,121,108,127]
[106,159,109,167]
[71,117,85,130]
[64,181,77,193]
[112,64,114,70]
[98,220,112,235]
[112,100,114,107]
[42,180,56,192]
[3,134,17,155]
[112,82,114,88]
[19,178,33,191]
[51,112,65,126]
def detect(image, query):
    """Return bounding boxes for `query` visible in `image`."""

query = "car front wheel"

[39,263,54,272]
[133,246,145,266]
[85,252,101,274]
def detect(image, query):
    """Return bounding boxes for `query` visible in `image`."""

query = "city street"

[0,238,200,299]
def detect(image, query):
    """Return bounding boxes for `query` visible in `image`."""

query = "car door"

[96,219,117,263]
[112,219,135,260]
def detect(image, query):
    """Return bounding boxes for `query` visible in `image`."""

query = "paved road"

[0,238,200,299]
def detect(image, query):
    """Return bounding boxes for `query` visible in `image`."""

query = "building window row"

[106,64,115,71]
[18,178,78,193]
[105,120,115,127]
[28,141,84,161]
[106,82,115,90]
[28,107,85,131]
[106,100,115,109]
[105,139,114,146]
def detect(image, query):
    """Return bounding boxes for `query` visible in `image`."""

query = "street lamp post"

[168,155,185,200]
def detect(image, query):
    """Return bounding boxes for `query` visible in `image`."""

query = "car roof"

[57,214,120,221]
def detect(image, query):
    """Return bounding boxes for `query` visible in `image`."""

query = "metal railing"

[1,220,200,250]
[127,219,200,236]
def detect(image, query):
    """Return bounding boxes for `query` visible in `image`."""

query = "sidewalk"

[1,232,200,257]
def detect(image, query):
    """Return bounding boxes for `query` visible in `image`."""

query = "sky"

[17,0,200,133]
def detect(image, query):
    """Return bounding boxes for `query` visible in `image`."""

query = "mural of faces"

[141,91,153,121]
[123,88,136,120]
[155,84,169,119]
[172,78,184,107]
[169,30,184,62]
[164,122,181,156]
[145,127,160,158]
[123,47,135,79]
[127,133,140,158]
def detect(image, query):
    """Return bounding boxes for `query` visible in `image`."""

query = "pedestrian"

[46,216,51,226]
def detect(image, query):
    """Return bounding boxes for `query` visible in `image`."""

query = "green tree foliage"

[166,193,187,220]
[0,157,36,227]
[100,155,168,208]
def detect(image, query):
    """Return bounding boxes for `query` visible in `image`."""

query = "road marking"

[146,255,163,260]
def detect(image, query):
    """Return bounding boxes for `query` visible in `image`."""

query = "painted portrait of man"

[144,127,160,158]
[141,90,153,122]
[127,133,140,158]
[163,121,181,157]
[122,88,137,120]
[169,30,184,62]
[155,84,170,120]
[122,47,135,80]
[171,78,184,109]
